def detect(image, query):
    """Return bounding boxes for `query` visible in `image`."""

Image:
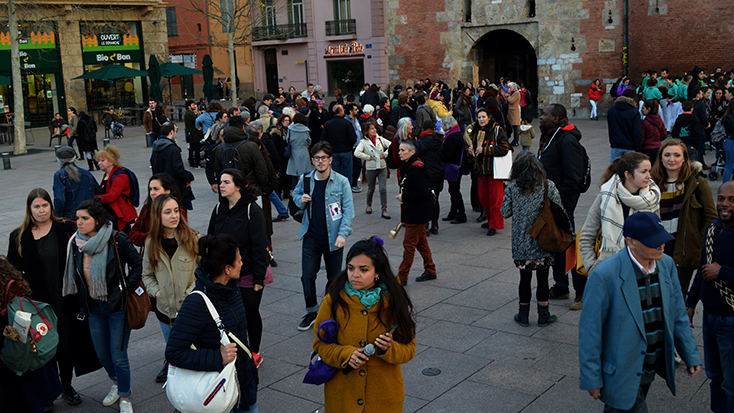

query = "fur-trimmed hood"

[614,95,638,109]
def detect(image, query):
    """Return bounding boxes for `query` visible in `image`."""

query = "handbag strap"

[2,279,20,316]
[111,231,128,293]
[191,291,252,358]
[705,225,734,311]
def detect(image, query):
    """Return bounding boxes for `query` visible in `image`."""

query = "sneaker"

[674,352,684,365]
[253,352,263,368]
[570,296,583,311]
[352,186,362,193]
[103,384,119,406]
[119,400,133,413]
[548,288,570,299]
[298,312,318,331]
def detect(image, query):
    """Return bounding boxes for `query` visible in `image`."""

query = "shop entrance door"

[23,74,56,127]
[264,49,279,95]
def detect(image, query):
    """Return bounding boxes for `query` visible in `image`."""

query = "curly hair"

[509,150,546,193]
[0,256,32,307]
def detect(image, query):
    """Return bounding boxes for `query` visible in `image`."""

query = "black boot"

[429,223,438,235]
[442,212,457,221]
[514,304,530,327]
[156,360,169,383]
[450,213,467,224]
[476,211,487,223]
[537,304,557,327]
[87,159,95,171]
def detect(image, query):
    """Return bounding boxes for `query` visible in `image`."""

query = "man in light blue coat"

[580,212,702,412]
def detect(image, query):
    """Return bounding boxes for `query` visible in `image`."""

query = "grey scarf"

[63,222,114,300]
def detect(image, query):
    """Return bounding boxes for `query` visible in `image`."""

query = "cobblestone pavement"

[0,119,715,412]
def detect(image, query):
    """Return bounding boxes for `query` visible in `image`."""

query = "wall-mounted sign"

[325,41,365,57]
[0,30,56,50]
[82,49,143,65]
[0,48,61,71]
[80,22,141,52]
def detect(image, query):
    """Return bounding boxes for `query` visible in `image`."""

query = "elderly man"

[580,212,702,412]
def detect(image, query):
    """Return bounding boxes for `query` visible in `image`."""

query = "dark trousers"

[188,140,202,167]
[431,190,441,227]
[240,287,264,354]
[470,170,481,210]
[447,178,466,216]
[703,312,734,413]
[519,268,550,303]
[301,235,343,313]
[397,223,436,281]
[551,207,586,296]
[352,155,362,188]
[663,240,696,299]
[603,383,651,413]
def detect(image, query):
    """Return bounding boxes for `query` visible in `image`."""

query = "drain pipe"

[623,0,629,76]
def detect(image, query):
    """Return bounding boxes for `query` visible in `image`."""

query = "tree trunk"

[228,30,237,108]
[9,0,27,154]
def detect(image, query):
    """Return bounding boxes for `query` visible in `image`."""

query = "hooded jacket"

[538,123,585,216]
[607,96,643,151]
[213,126,269,192]
[641,113,667,150]
[417,132,445,192]
[671,112,703,149]
[399,154,432,225]
[150,138,196,203]
[165,268,258,410]
[415,104,437,131]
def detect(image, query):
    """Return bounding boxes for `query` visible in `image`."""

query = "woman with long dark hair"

[208,169,270,368]
[166,234,259,412]
[129,173,184,247]
[7,189,100,407]
[62,200,142,413]
[502,152,568,327]
[142,194,199,382]
[588,79,603,120]
[314,237,416,412]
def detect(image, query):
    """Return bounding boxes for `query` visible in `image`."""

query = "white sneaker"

[119,400,133,413]
[103,384,119,406]
[674,353,684,365]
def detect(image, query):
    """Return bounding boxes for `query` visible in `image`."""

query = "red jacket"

[100,166,138,230]
[641,114,667,150]
[588,85,602,101]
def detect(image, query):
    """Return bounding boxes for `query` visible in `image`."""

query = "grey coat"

[501,179,567,261]
[286,123,313,177]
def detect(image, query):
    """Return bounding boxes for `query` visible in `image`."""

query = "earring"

[375,276,380,281]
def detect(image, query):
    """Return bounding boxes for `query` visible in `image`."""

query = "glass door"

[23,74,56,127]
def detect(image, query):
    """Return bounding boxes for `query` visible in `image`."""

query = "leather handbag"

[166,291,248,413]
[575,225,603,276]
[112,234,151,330]
[528,180,574,253]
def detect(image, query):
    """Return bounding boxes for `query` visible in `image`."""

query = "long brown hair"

[15,188,63,257]
[599,152,650,187]
[147,194,198,270]
[0,256,32,307]
[651,139,694,189]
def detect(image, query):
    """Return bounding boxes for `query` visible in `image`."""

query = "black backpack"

[288,176,311,222]
[524,89,533,106]
[579,144,592,194]
[220,140,246,170]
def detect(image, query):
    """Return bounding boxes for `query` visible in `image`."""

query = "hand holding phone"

[374,324,398,354]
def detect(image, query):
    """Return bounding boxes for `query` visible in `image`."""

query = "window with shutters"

[166,7,178,37]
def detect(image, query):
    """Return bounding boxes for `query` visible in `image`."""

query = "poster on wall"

[80,22,141,52]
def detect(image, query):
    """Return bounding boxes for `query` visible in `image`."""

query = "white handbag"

[165,291,245,413]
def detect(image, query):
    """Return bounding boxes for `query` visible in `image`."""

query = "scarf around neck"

[598,174,661,255]
[344,280,387,309]
[62,222,114,300]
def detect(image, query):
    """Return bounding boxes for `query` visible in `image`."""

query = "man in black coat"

[396,139,437,285]
[417,120,444,234]
[211,116,269,194]
[607,89,643,162]
[538,104,586,309]
[184,100,203,168]
[150,122,196,208]
[321,104,358,187]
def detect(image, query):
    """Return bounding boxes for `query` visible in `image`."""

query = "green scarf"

[344,280,387,309]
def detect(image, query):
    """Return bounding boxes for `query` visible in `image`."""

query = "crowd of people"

[2,67,734,413]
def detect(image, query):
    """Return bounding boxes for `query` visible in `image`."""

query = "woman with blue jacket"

[165,234,259,413]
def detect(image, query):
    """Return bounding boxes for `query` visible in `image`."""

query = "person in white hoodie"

[519,116,536,151]
[354,121,392,219]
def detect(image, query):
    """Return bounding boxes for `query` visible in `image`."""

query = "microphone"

[342,344,375,375]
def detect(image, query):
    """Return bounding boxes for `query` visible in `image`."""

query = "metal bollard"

[2,153,10,170]
[145,133,151,148]
[103,138,110,147]
[54,145,61,158]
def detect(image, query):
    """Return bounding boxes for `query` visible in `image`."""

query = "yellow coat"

[313,291,416,413]
[428,98,452,119]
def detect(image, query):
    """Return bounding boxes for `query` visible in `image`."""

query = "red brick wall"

[392,0,449,84]
[628,0,734,83]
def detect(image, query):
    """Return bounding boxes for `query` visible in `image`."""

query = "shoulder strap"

[191,290,224,330]
[705,225,715,264]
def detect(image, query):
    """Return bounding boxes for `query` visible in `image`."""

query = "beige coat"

[354,136,391,170]
[142,233,200,319]
[507,91,521,126]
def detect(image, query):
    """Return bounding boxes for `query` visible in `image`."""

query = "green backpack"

[1,280,59,376]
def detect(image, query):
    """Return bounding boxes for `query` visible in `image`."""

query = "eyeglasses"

[312,156,330,162]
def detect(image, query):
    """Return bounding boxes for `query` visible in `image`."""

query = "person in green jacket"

[642,78,663,101]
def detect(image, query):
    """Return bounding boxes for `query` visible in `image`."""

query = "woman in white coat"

[354,121,392,219]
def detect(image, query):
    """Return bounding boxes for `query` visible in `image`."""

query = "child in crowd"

[518,116,536,151]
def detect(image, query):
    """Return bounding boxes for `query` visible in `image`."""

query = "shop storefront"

[80,21,147,110]
[0,22,66,127]
[324,41,365,94]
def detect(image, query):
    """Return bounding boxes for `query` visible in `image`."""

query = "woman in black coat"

[165,234,258,412]
[416,121,444,234]
[76,111,99,171]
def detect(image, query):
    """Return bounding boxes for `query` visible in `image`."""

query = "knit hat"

[57,146,76,162]
[430,90,440,100]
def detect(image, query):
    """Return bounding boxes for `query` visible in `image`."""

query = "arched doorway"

[475,29,537,117]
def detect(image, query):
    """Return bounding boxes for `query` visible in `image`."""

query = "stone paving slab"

[1,118,721,412]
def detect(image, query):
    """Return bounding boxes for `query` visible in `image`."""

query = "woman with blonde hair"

[650,139,717,297]
[95,146,138,233]
[142,194,200,382]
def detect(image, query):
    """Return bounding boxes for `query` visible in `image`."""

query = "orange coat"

[313,291,416,413]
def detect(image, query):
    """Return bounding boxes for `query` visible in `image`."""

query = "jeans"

[352,156,363,188]
[269,191,288,217]
[111,123,124,136]
[610,147,635,163]
[723,139,734,183]
[365,168,387,213]
[159,321,172,344]
[447,177,466,216]
[397,223,436,281]
[331,152,353,186]
[232,402,258,413]
[188,140,202,167]
[703,312,734,413]
[301,235,344,312]
[88,300,132,398]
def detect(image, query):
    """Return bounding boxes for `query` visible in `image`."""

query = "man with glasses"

[292,141,354,331]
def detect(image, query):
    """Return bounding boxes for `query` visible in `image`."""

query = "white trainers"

[103,384,120,406]
[119,400,133,413]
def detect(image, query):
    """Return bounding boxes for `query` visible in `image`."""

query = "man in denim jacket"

[293,141,354,331]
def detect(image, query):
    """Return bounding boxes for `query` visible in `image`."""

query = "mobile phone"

[386,324,398,335]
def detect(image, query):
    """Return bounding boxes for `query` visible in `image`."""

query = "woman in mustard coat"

[313,237,416,412]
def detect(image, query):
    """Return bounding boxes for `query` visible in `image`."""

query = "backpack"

[221,140,247,171]
[288,176,311,223]
[711,119,728,145]
[264,117,277,136]
[111,167,141,207]
[579,144,592,194]
[610,81,621,98]
[524,89,533,106]
[1,280,59,375]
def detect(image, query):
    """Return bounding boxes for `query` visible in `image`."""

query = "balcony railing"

[325,19,356,36]
[252,23,307,42]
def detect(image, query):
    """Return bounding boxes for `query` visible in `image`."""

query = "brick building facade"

[386,0,734,118]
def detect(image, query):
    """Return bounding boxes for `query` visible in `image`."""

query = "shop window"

[327,60,364,95]
[166,7,178,37]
